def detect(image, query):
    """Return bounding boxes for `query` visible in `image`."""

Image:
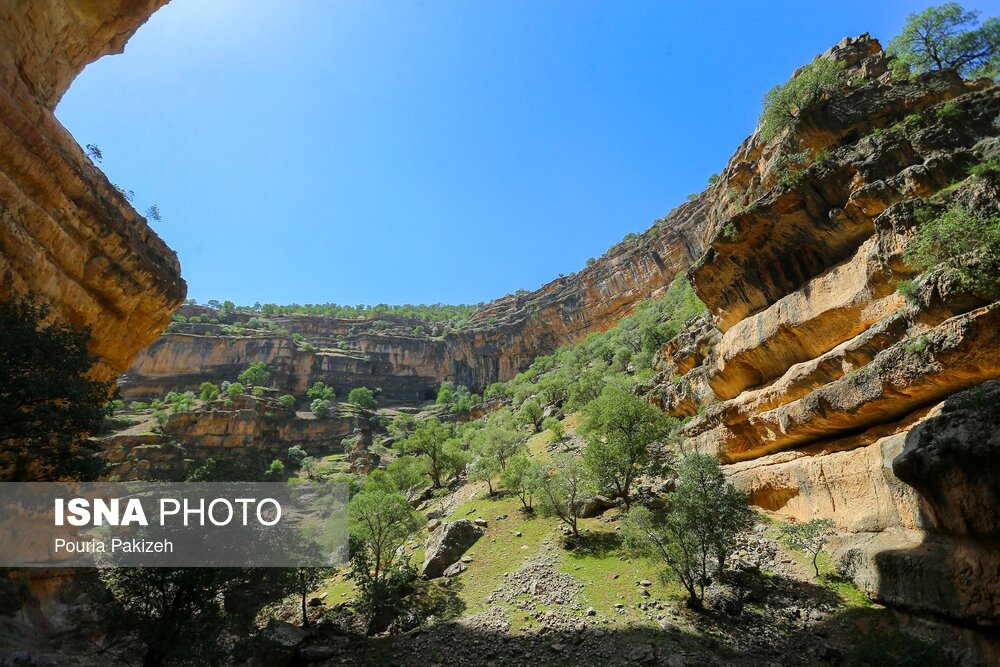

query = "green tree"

[395,418,465,488]
[238,361,271,387]
[349,476,425,633]
[388,413,416,440]
[781,518,836,577]
[0,294,114,481]
[306,381,335,402]
[100,568,282,667]
[468,455,501,495]
[348,386,378,410]
[292,567,332,627]
[517,399,543,431]
[263,458,285,481]
[385,455,425,495]
[226,382,245,397]
[542,416,565,441]
[888,3,1000,79]
[581,384,678,508]
[310,398,333,418]
[758,58,847,142]
[537,454,592,538]
[198,381,220,401]
[278,394,296,410]
[904,205,1000,297]
[500,454,545,512]
[287,445,308,468]
[470,408,525,470]
[624,454,752,609]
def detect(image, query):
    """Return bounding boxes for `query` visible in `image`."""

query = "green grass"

[557,519,686,627]
[441,491,559,616]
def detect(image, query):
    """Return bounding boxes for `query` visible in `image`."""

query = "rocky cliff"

[647,35,999,641]
[0,0,185,380]
[120,200,707,401]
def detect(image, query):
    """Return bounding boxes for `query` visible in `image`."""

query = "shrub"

[348,387,378,411]
[198,381,219,401]
[238,362,271,387]
[310,398,332,418]
[897,279,921,304]
[278,394,296,409]
[287,445,308,467]
[251,386,264,398]
[969,156,1000,177]
[887,3,1000,79]
[758,58,847,142]
[306,381,335,402]
[904,205,1000,297]
[226,382,245,397]
[542,416,564,441]
[263,459,285,481]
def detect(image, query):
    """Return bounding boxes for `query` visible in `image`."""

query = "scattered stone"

[422,520,485,578]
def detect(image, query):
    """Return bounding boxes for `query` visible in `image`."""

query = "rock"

[474,518,488,527]
[252,619,306,667]
[426,519,441,532]
[0,0,185,385]
[579,495,617,519]
[585,607,597,616]
[421,520,485,579]
[705,582,743,617]
[461,555,473,563]
[628,643,655,664]
[443,561,467,577]
[298,638,349,662]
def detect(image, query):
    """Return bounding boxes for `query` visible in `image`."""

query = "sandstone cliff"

[121,199,707,400]
[0,0,185,380]
[647,35,999,638]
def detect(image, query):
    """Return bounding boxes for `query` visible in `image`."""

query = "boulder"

[580,495,617,518]
[421,520,485,579]
[252,620,307,667]
[443,561,468,577]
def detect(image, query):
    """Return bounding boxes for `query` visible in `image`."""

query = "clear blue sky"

[56,0,998,307]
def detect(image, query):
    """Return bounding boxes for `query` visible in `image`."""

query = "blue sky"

[56,0,999,307]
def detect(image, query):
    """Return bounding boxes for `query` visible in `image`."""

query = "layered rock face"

[648,35,999,640]
[0,0,185,380]
[99,395,361,479]
[121,200,707,401]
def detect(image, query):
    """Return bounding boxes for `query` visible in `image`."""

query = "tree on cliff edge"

[889,3,1000,79]
[0,294,112,481]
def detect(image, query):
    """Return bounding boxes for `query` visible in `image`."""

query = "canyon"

[1,1,998,663]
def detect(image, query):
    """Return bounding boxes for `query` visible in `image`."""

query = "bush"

[897,279,921,304]
[226,382,245,397]
[969,156,1000,177]
[904,205,1000,297]
[237,362,271,387]
[348,386,378,410]
[250,386,264,398]
[307,381,335,402]
[310,398,332,418]
[888,3,1000,79]
[758,58,847,142]
[542,416,564,441]
[263,459,285,481]
[278,394,296,409]
[198,381,220,402]
[287,445,308,467]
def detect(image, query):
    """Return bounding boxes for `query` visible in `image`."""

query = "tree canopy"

[888,3,1000,79]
